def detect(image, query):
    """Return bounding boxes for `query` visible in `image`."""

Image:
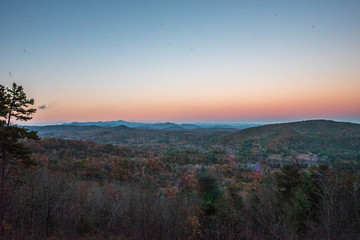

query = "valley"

[2,119,360,239]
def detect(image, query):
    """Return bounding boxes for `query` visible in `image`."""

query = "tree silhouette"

[1,82,39,179]
[0,82,40,235]
[1,82,39,175]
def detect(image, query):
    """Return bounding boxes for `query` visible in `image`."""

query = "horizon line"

[17,118,360,127]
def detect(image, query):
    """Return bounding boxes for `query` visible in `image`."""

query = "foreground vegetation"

[0,137,358,240]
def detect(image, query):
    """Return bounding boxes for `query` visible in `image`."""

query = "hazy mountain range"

[60,120,261,130]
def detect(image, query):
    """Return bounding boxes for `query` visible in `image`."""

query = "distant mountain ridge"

[62,120,260,130]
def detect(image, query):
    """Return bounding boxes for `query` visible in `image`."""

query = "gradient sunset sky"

[1,0,359,124]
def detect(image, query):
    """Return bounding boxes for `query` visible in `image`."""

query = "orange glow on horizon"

[26,72,360,124]
[31,88,360,124]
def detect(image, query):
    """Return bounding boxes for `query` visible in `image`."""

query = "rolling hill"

[26,119,360,161]
[219,120,360,161]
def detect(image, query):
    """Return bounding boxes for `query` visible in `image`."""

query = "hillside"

[8,119,360,239]
[219,120,360,161]
[27,120,360,161]
[26,124,230,148]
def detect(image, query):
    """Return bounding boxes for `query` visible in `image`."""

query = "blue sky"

[1,0,360,124]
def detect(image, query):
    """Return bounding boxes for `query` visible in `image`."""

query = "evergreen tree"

[0,82,39,181]
[0,82,39,236]
[275,164,301,202]
[198,167,221,216]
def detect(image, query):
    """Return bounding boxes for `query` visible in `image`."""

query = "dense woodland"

[1,83,360,239]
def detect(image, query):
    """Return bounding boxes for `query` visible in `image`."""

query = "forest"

[1,83,360,239]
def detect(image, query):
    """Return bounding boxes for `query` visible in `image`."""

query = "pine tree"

[1,82,39,236]
[0,82,39,181]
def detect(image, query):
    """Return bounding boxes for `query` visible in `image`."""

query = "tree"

[0,82,39,235]
[275,164,301,202]
[0,85,10,118]
[0,82,39,180]
[197,167,221,216]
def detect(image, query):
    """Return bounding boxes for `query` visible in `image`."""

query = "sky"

[1,0,360,125]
